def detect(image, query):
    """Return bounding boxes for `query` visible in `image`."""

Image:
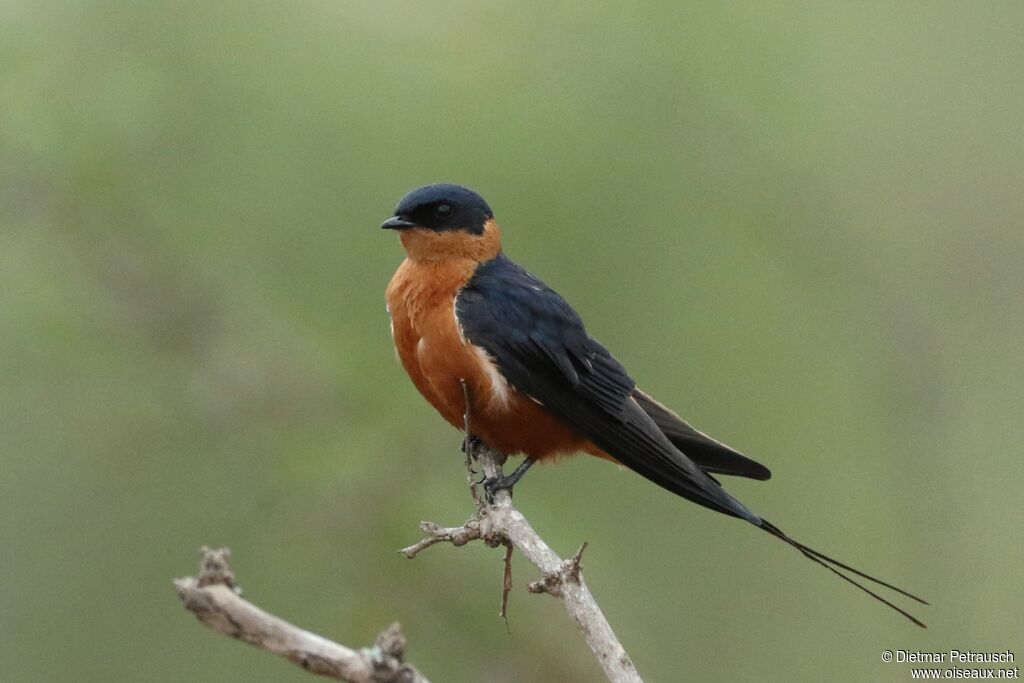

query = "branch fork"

[173,418,642,681]
[528,542,588,598]
[400,442,642,683]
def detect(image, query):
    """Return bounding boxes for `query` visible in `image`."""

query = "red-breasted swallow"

[383,183,926,627]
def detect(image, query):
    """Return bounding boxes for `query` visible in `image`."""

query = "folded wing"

[456,255,760,522]
[632,389,771,481]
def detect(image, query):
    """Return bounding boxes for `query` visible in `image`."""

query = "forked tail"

[759,519,928,628]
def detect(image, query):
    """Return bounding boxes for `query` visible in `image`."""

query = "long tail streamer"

[759,520,928,628]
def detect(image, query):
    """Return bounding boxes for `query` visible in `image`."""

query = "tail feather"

[759,520,928,628]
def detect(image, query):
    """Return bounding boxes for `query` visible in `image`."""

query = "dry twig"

[174,547,431,683]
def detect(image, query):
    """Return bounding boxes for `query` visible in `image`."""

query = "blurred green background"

[3,2,1022,681]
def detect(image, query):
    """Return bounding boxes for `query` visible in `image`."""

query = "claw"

[482,458,536,503]
[482,476,509,504]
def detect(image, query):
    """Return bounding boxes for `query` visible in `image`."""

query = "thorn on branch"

[568,542,589,582]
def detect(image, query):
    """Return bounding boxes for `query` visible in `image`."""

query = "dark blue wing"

[632,389,771,480]
[456,254,760,522]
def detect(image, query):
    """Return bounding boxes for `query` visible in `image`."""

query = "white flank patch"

[452,291,467,344]
[473,345,511,409]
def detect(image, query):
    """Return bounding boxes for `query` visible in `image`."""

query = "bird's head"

[381,183,501,262]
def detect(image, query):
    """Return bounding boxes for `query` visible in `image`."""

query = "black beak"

[380,215,416,230]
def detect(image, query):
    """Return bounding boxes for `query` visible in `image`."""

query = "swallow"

[382,183,927,627]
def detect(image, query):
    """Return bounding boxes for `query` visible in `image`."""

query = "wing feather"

[633,389,772,480]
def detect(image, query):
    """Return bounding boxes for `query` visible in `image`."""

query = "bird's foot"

[483,458,536,503]
[461,434,483,458]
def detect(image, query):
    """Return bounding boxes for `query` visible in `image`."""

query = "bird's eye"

[435,203,453,218]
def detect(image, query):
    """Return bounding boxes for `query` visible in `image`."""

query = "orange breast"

[386,257,601,461]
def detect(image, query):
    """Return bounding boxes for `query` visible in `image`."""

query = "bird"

[382,182,927,627]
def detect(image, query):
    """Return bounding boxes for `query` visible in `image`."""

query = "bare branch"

[174,547,431,683]
[402,444,643,683]
[460,379,483,506]
[175,417,640,680]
